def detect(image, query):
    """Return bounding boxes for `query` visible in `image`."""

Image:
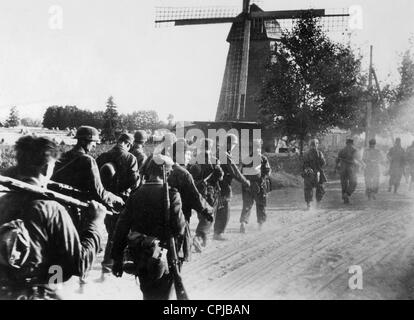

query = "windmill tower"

[155,1,349,123]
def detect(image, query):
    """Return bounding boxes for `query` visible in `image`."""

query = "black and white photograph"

[0,0,414,307]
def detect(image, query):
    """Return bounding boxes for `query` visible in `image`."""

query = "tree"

[6,106,20,127]
[388,48,414,134]
[120,110,160,132]
[102,96,119,142]
[259,14,364,153]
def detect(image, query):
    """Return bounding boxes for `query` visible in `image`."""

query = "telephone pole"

[365,45,373,147]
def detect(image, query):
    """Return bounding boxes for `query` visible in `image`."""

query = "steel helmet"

[75,126,100,142]
[134,130,148,144]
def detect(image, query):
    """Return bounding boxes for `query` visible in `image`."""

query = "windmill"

[155,0,349,124]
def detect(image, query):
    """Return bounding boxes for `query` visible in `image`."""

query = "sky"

[0,0,413,122]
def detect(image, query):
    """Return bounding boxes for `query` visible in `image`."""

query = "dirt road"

[60,177,414,300]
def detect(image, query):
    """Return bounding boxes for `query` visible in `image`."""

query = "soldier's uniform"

[363,144,384,199]
[336,142,359,203]
[52,145,120,207]
[168,163,213,257]
[187,153,223,245]
[168,164,212,223]
[130,130,148,171]
[215,152,250,238]
[0,177,102,300]
[387,144,406,193]
[240,152,271,228]
[96,140,139,274]
[302,148,327,206]
[131,145,147,171]
[111,181,185,300]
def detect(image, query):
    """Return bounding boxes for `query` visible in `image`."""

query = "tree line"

[42,96,171,142]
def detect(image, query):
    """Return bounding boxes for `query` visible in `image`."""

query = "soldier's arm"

[124,154,139,190]
[319,152,326,167]
[183,169,212,214]
[261,156,271,177]
[111,197,134,261]
[226,155,249,186]
[46,202,103,280]
[169,189,185,237]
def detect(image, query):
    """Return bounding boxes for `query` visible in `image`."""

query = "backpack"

[0,219,31,270]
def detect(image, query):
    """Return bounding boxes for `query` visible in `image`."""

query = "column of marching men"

[0,126,272,300]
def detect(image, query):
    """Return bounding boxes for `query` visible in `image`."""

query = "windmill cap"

[75,126,100,142]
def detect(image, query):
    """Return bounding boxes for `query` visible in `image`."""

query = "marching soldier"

[302,139,327,209]
[240,138,271,233]
[335,138,360,204]
[111,155,186,300]
[214,134,250,241]
[96,133,139,279]
[169,139,213,223]
[0,136,106,299]
[362,139,384,200]
[168,139,213,254]
[130,130,148,170]
[406,141,414,191]
[52,126,124,210]
[188,138,223,248]
[387,137,406,193]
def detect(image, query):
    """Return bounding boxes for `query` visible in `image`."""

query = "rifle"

[0,175,113,216]
[162,165,189,300]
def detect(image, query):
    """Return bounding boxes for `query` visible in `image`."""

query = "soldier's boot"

[258,222,264,231]
[240,222,246,234]
[343,193,350,204]
[192,236,203,253]
[213,233,227,241]
[306,202,311,210]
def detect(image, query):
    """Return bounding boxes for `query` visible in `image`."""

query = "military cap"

[118,133,134,145]
[75,126,100,142]
[369,138,376,145]
[134,130,148,144]
[346,138,354,144]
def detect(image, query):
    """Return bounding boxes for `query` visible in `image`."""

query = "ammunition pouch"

[126,231,169,280]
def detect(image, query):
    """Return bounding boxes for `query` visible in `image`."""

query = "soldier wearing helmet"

[131,130,148,170]
[335,138,361,204]
[96,132,139,279]
[362,138,385,199]
[302,138,327,209]
[240,138,271,232]
[111,154,186,300]
[52,126,124,221]
[210,133,250,241]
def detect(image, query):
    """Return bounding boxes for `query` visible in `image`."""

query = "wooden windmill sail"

[155,0,349,123]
